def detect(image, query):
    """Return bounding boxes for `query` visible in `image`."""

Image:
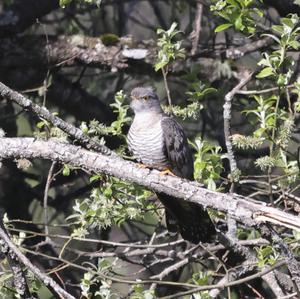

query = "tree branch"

[0,81,114,156]
[0,221,75,299]
[0,220,34,299]
[0,137,300,233]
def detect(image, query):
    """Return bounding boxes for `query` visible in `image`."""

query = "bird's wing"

[160,116,216,243]
[161,116,194,180]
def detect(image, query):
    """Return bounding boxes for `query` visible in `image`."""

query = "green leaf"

[214,23,233,32]
[294,0,300,7]
[234,16,244,31]
[59,0,72,7]
[272,25,284,35]
[256,67,274,78]
[289,40,300,50]
[63,165,70,176]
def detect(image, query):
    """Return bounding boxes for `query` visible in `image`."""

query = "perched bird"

[127,87,216,243]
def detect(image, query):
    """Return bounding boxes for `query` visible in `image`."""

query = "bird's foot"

[137,163,148,169]
[159,169,176,176]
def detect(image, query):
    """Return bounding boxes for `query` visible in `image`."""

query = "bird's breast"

[127,115,169,169]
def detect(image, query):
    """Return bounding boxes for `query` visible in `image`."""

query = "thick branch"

[0,137,300,233]
[226,37,274,59]
[0,34,272,76]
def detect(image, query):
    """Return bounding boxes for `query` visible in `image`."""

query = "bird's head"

[130,87,163,114]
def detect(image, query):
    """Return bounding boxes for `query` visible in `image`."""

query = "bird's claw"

[159,169,176,176]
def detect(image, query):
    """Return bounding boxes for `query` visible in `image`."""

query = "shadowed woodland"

[1,0,300,298]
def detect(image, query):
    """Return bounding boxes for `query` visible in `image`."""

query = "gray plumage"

[127,87,216,243]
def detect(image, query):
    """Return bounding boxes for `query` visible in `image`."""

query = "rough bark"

[0,137,299,234]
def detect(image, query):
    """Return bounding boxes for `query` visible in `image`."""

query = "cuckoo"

[127,86,216,243]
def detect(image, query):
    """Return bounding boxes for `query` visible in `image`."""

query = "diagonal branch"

[0,81,114,156]
[0,137,300,233]
[0,220,34,299]
[0,221,75,299]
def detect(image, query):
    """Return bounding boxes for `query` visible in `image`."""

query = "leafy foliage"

[255,245,281,268]
[60,0,102,8]
[80,259,116,298]
[257,14,300,86]
[190,137,224,190]
[155,22,185,71]
[211,0,263,33]
[163,82,217,119]
[232,15,300,181]
[70,176,153,237]
[80,90,131,140]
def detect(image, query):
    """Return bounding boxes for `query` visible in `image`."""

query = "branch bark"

[0,137,300,234]
[0,221,75,299]
[0,81,114,156]
[0,220,34,299]
[0,34,274,78]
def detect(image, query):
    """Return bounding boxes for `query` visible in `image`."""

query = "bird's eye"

[143,95,149,100]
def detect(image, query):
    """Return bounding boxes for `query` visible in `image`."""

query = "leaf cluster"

[257,14,300,86]
[69,176,154,237]
[163,82,217,120]
[255,245,281,268]
[155,22,186,71]
[80,259,116,298]
[59,0,102,8]
[81,90,131,139]
[190,137,224,191]
[211,0,263,34]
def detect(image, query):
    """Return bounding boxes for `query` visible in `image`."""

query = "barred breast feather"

[127,113,169,169]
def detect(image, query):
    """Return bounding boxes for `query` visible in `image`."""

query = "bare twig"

[223,73,253,178]
[162,67,172,109]
[43,162,56,240]
[226,37,274,59]
[160,260,286,299]
[236,84,294,95]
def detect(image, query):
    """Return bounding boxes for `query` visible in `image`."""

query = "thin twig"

[43,161,56,240]
[160,260,286,299]
[223,72,253,178]
[235,84,294,95]
[162,67,172,110]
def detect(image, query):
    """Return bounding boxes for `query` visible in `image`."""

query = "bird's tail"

[158,193,216,244]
